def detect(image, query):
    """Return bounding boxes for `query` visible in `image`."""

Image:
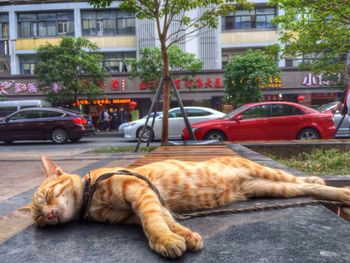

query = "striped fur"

[31,156,350,258]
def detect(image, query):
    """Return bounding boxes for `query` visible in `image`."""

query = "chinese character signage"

[138,77,224,91]
[302,73,330,86]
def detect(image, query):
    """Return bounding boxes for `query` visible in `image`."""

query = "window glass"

[40,110,63,118]
[256,8,275,15]
[169,109,181,118]
[222,6,276,30]
[81,9,135,36]
[241,105,270,119]
[101,51,136,73]
[0,14,8,23]
[236,16,252,29]
[20,21,31,37]
[18,12,73,37]
[20,55,36,75]
[270,104,305,117]
[186,108,211,117]
[0,107,17,117]
[9,110,40,120]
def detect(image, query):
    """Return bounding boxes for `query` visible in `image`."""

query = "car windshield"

[222,105,248,120]
[316,102,338,112]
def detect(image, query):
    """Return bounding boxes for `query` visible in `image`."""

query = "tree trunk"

[160,42,170,145]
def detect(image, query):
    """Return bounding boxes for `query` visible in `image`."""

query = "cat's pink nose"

[47,209,56,220]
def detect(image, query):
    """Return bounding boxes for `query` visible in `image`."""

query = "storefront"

[0,69,343,125]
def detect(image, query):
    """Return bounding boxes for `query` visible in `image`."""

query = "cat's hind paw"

[301,176,325,185]
[185,231,203,251]
[149,232,186,258]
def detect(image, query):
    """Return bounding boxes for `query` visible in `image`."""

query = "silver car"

[317,101,349,138]
[123,106,225,141]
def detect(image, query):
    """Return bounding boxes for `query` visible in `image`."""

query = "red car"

[183,101,336,141]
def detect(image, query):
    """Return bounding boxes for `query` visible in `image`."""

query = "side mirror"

[234,115,243,121]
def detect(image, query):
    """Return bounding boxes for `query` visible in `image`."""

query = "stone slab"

[1,144,350,262]
[1,201,350,263]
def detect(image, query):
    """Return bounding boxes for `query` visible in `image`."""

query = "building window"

[101,52,136,73]
[20,55,36,75]
[0,14,9,38]
[82,10,135,36]
[222,7,276,30]
[285,56,317,68]
[18,12,74,38]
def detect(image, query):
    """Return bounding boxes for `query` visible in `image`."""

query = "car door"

[227,105,270,141]
[5,110,41,140]
[152,109,190,139]
[265,104,306,140]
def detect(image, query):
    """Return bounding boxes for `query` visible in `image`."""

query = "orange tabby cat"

[31,156,350,258]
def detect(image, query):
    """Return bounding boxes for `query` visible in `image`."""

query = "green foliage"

[35,37,107,106]
[126,46,203,90]
[271,0,350,84]
[269,148,350,176]
[92,146,157,153]
[224,49,280,106]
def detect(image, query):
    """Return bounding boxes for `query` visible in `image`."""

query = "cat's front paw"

[149,232,186,258]
[185,231,203,251]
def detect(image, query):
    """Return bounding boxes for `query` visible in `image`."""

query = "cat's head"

[31,157,83,227]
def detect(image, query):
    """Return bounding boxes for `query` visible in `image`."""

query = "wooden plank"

[129,145,236,168]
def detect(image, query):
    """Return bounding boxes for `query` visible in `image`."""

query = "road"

[0,135,161,157]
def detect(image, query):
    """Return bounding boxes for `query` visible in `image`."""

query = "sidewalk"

[93,130,124,137]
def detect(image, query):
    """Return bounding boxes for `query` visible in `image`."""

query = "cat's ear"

[41,157,64,178]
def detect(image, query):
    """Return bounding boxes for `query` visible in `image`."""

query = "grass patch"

[268,148,350,176]
[92,146,157,153]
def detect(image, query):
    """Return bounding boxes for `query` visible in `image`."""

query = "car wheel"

[137,127,154,142]
[4,140,13,144]
[70,137,82,143]
[51,128,68,144]
[204,131,227,141]
[297,128,320,140]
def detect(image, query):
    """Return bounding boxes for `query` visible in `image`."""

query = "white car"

[118,112,162,132]
[123,106,225,141]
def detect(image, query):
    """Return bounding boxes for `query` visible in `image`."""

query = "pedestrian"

[100,108,110,131]
[110,109,118,131]
[117,107,126,128]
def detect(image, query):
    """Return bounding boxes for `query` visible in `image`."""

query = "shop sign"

[260,76,282,89]
[110,79,127,91]
[302,73,330,86]
[138,77,223,91]
[86,98,132,105]
[0,80,67,95]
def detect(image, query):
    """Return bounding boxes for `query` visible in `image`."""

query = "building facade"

[0,0,343,119]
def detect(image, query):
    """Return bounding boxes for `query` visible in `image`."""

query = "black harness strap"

[80,169,168,221]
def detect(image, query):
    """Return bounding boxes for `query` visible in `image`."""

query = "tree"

[89,0,250,144]
[126,46,203,90]
[271,0,350,85]
[224,49,280,107]
[35,36,107,106]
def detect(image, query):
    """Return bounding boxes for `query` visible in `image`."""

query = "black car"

[0,107,95,144]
